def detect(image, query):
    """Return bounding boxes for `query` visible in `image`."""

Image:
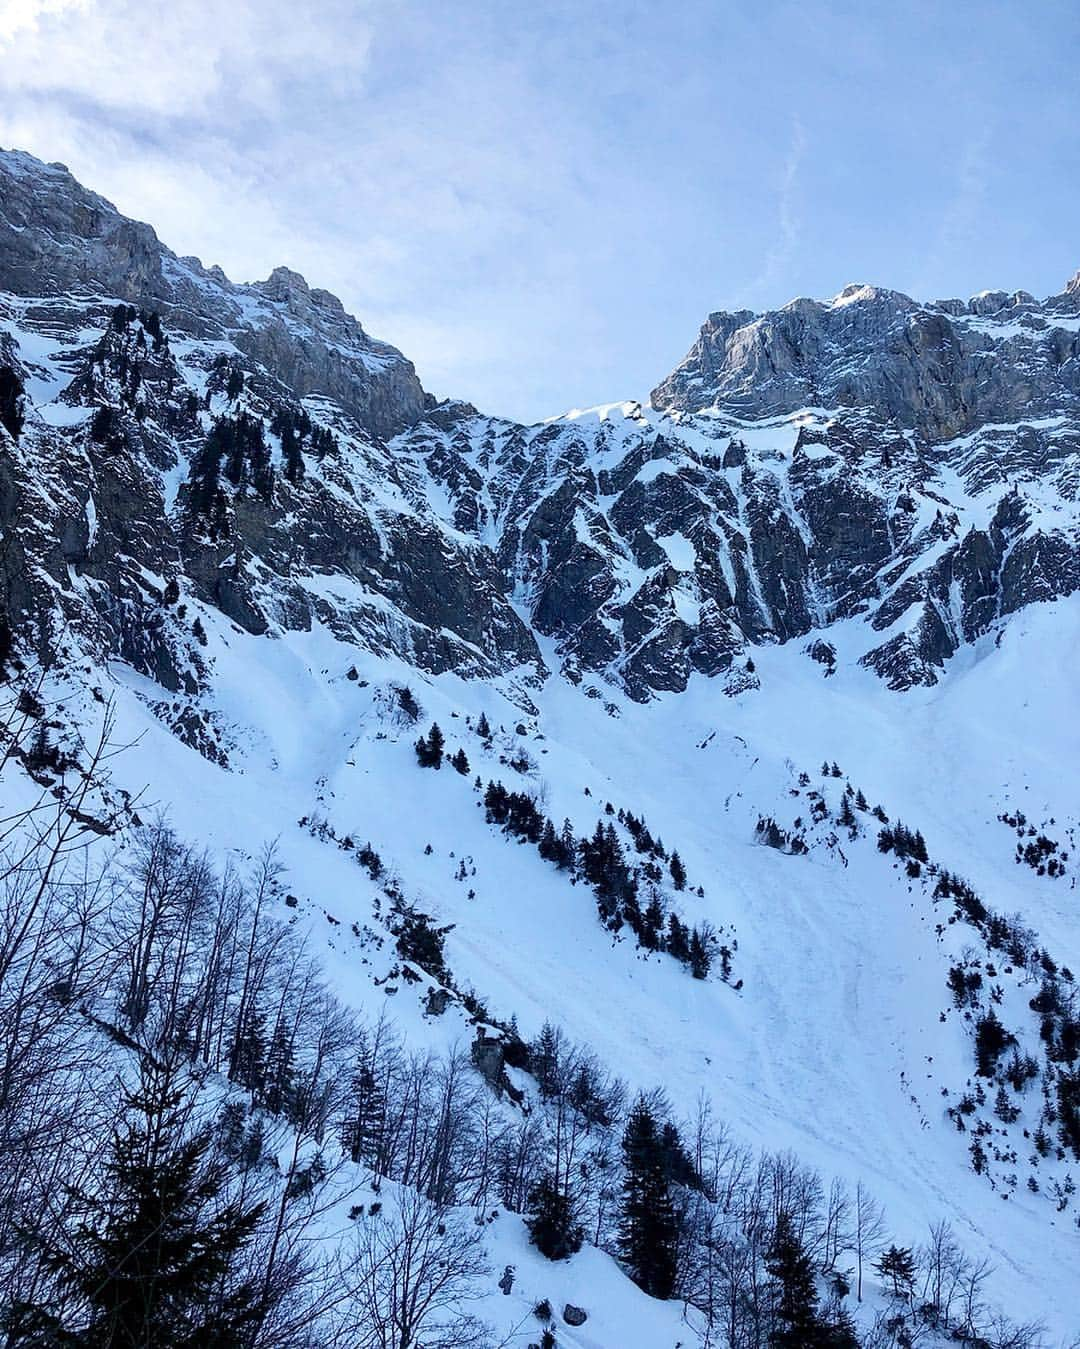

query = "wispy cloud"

[734,116,807,308]
[912,129,992,298]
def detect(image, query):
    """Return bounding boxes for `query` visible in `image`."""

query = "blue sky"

[2,0,1078,422]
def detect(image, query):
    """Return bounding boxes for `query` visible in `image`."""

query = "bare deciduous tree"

[338,1188,491,1349]
[854,1179,887,1303]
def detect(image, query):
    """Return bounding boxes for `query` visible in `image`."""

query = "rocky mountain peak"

[826,282,913,310]
[252,264,363,342]
[0,148,426,438]
[255,265,345,318]
[259,264,312,299]
[650,275,1080,439]
[1,148,1079,713]
[830,282,873,304]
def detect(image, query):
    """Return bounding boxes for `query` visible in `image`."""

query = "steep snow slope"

[41,580,1077,1339]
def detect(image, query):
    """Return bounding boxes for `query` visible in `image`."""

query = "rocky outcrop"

[0,149,426,439]
[0,152,544,711]
[650,281,1080,441]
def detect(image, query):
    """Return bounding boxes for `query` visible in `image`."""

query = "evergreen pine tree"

[1057,1069,1080,1159]
[669,851,687,891]
[640,893,665,951]
[281,425,305,484]
[189,427,225,520]
[874,1245,917,1298]
[689,927,711,980]
[526,1174,583,1261]
[415,722,445,769]
[974,1007,1015,1077]
[994,1083,1020,1124]
[396,685,420,721]
[532,1022,562,1099]
[618,1098,678,1299]
[230,1005,267,1093]
[580,821,607,890]
[666,913,690,964]
[261,1022,295,1118]
[342,1036,388,1168]
[659,1120,697,1188]
[822,1303,860,1348]
[16,1059,266,1348]
[415,723,444,766]
[27,723,56,772]
[765,1211,821,1347]
[224,427,246,487]
[559,819,577,871]
[538,818,560,864]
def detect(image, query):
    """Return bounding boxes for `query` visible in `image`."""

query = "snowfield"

[59,583,1079,1341]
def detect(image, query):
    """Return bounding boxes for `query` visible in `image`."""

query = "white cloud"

[0,0,89,43]
[0,0,372,117]
[735,116,807,307]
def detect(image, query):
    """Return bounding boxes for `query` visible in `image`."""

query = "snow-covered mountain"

[2,147,1079,1345]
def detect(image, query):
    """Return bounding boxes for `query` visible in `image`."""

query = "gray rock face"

[651,280,1080,441]
[0,148,425,439]
[0,151,544,717]
[407,347,1080,697]
[2,147,1079,717]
